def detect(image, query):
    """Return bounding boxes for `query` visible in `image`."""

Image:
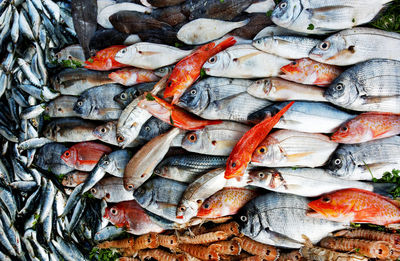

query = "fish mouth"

[309,53,322,59]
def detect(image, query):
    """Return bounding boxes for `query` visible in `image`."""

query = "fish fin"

[211,36,236,55]
[78,160,99,165]
[235,52,261,64]
[308,5,354,24]
[105,58,113,70]
[155,201,178,209]
[286,151,314,161]
[370,182,398,198]
[140,51,159,56]
[237,18,250,27]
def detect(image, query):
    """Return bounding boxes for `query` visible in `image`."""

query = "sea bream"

[271,0,393,34]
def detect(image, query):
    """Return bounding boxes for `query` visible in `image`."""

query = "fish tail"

[210,37,237,56]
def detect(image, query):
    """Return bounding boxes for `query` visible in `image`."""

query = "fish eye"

[126,184,134,190]
[334,158,341,165]
[340,126,348,132]
[120,93,127,100]
[90,188,97,194]
[258,172,265,178]
[208,56,217,64]
[159,68,165,72]
[68,55,72,60]
[187,133,197,142]
[77,101,83,107]
[231,162,237,168]
[45,106,50,111]
[240,215,247,222]
[154,169,161,174]
[256,39,262,45]
[110,208,118,215]
[258,146,267,154]
[64,151,71,158]
[117,135,125,143]
[335,83,344,91]
[292,61,297,65]
[145,126,151,131]
[319,41,330,50]
[203,203,210,209]
[190,89,197,95]
[279,2,287,8]
[57,107,62,112]
[100,128,107,133]
[121,49,127,54]
[179,206,186,212]
[322,197,331,203]
[208,254,212,260]
[102,159,110,165]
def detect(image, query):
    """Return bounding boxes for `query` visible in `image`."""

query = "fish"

[253,35,320,59]
[101,149,132,178]
[73,84,124,120]
[279,58,342,86]
[123,128,181,191]
[237,193,347,248]
[248,101,355,133]
[247,78,327,102]
[271,0,393,34]
[203,44,290,79]
[230,13,273,39]
[44,96,80,118]
[52,68,115,96]
[88,28,130,53]
[84,45,129,71]
[54,44,85,64]
[197,187,258,218]
[179,86,272,122]
[225,101,294,179]
[90,177,134,202]
[61,141,112,171]
[331,112,400,144]
[108,68,160,86]
[326,136,400,180]
[109,10,172,34]
[154,154,227,183]
[245,0,275,13]
[139,92,223,130]
[104,200,164,235]
[61,171,89,187]
[164,37,236,104]
[97,3,152,29]
[251,129,338,167]
[177,18,249,45]
[133,177,189,223]
[114,82,156,107]
[71,0,97,58]
[307,188,400,226]
[247,168,379,197]
[43,118,99,142]
[254,25,308,40]
[181,122,250,156]
[324,59,400,113]
[309,28,400,66]
[114,42,192,70]
[148,0,186,7]
[176,168,248,220]
[35,143,75,175]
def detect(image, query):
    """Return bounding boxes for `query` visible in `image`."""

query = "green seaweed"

[89,247,121,261]
[372,169,400,198]
[369,0,400,32]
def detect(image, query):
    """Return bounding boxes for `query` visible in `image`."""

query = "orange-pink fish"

[280,58,342,86]
[108,68,159,86]
[331,112,400,144]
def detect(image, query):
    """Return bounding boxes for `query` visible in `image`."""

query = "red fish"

[224,101,294,179]
[104,200,164,235]
[308,188,400,226]
[109,67,160,86]
[61,142,112,171]
[84,45,129,71]
[197,187,258,218]
[280,58,342,86]
[164,37,236,104]
[139,92,222,130]
[331,112,400,144]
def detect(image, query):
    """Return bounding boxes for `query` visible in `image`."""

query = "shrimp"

[320,237,391,259]
[97,238,135,249]
[334,229,400,249]
[235,236,279,261]
[139,249,184,261]
[178,244,219,261]
[277,250,303,261]
[209,238,242,255]
[206,222,241,237]
[179,231,229,244]
[134,233,159,250]
[157,234,179,250]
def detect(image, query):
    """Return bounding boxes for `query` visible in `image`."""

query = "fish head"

[97,154,113,173]
[251,137,282,166]
[325,151,352,178]
[51,74,64,92]
[225,157,249,179]
[248,168,281,188]
[132,183,153,207]
[253,37,275,51]
[114,88,137,107]
[271,0,301,28]
[247,78,273,99]
[73,96,90,117]
[202,52,230,76]
[331,120,365,144]
[247,103,279,124]
[176,200,198,220]
[114,46,133,65]
[307,193,348,220]
[324,77,357,107]
[90,184,107,200]
[309,34,347,64]
[178,83,209,114]
[182,130,206,152]
[43,121,57,140]
[139,117,171,141]
[93,121,116,142]
[155,66,173,78]
[280,58,310,80]
[236,203,264,239]
[196,198,217,218]
[60,147,77,167]
[104,204,127,227]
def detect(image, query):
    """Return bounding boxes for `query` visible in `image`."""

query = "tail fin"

[210,36,237,57]
[370,182,397,198]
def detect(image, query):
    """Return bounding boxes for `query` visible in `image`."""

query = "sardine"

[203,45,290,78]
[248,102,355,133]
[43,118,98,142]
[181,121,250,156]
[251,130,338,167]
[237,193,347,248]
[326,136,400,180]
[324,59,400,113]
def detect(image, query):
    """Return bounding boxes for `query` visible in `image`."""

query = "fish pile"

[1,0,400,260]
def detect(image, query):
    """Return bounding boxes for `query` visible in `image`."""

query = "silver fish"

[181,121,250,156]
[238,193,347,248]
[324,59,400,113]
[309,28,400,65]
[326,136,400,180]
[43,118,98,142]
[90,176,134,202]
[54,44,86,64]
[35,143,75,175]
[101,149,131,178]
[271,0,392,34]
[45,96,80,118]
[253,35,320,59]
